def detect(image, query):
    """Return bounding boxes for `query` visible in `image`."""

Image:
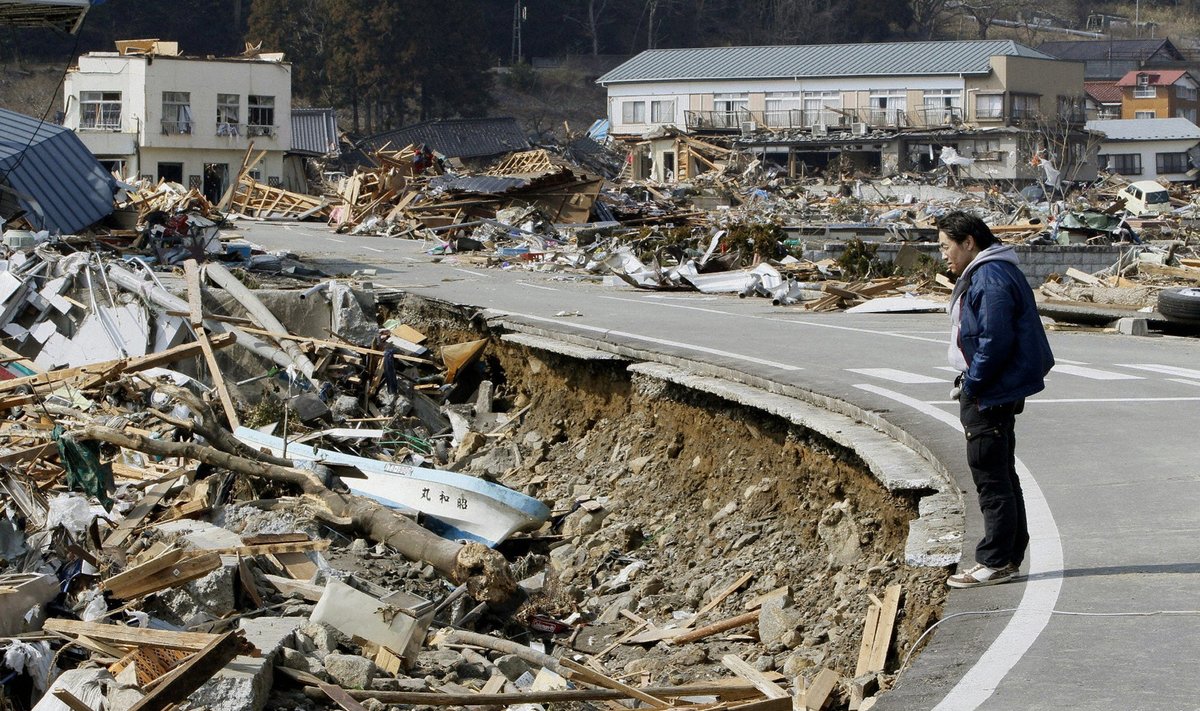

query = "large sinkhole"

[387,295,949,707]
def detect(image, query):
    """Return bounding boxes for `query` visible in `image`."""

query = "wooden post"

[184,259,240,429]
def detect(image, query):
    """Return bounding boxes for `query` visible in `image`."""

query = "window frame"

[247,95,276,136]
[1134,110,1157,119]
[161,91,192,135]
[217,93,240,135]
[1099,153,1142,175]
[1156,151,1189,174]
[621,100,646,124]
[974,93,1003,121]
[79,91,122,130]
[650,99,675,124]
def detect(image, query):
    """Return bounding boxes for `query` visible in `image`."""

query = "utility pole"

[511,0,525,65]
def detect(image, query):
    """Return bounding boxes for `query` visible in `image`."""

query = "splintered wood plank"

[319,682,370,711]
[44,619,219,651]
[866,585,902,674]
[272,551,319,580]
[854,600,882,678]
[184,260,240,430]
[103,477,181,549]
[802,668,839,711]
[721,654,789,699]
[558,658,671,709]
[103,548,222,601]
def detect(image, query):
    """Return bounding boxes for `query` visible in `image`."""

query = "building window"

[157,162,184,184]
[1100,153,1142,175]
[970,139,1005,161]
[1157,152,1189,174]
[922,89,962,124]
[1176,85,1198,101]
[975,93,1003,120]
[713,93,748,128]
[217,93,240,136]
[79,91,121,130]
[650,99,675,124]
[765,92,801,127]
[1056,95,1087,122]
[1133,84,1157,99]
[802,91,841,127]
[621,100,646,124]
[1134,110,1157,119]
[161,91,192,134]
[868,89,907,125]
[248,95,275,136]
[1178,108,1198,123]
[1010,94,1040,121]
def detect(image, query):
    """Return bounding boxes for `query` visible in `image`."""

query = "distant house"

[1037,38,1186,81]
[64,40,293,203]
[596,39,1096,184]
[1086,117,1200,182]
[1114,69,1200,123]
[1084,81,1122,119]
[358,117,530,169]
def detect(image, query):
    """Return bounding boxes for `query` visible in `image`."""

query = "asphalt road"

[238,221,1200,711]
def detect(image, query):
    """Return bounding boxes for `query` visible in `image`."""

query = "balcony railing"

[216,122,243,137]
[686,109,849,131]
[246,124,277,137]
[161,120,193,135]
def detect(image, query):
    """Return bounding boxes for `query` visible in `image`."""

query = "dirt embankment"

[396,296,948,706]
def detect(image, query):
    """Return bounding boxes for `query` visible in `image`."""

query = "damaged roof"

[597,40,1054,85]
[1038,38,1184,62]
[0,107,115,234]
[1086,117,1200,141]
[359,118,530,160]
[291,107,340,157]
[0,0,89,33]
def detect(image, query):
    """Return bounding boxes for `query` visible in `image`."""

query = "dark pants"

[960,397,1029,569]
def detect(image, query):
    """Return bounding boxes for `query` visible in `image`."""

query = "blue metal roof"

[290,107,339,157]
[0,108,115,234]
[597,40,1055,85]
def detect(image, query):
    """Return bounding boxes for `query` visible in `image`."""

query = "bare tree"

[565,0,614,55]
[910,0,950,39]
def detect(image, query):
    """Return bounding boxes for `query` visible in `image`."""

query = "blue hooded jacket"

[951,245,1055,407]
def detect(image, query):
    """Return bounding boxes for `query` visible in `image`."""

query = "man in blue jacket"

[938,211,1055,588]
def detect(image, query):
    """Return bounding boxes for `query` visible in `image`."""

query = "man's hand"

[951,373,963,401]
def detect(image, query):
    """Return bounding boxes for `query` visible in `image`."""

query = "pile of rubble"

[0,236,944,710]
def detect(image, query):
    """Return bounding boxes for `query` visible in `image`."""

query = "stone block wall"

[800,242,1130,287]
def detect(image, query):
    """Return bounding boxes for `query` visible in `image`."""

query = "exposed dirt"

[389,295,948,707]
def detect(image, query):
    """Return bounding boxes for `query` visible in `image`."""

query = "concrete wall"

[800,241,1130,287]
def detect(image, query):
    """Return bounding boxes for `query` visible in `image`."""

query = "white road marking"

[927,396,1200,405]
[854,384,1063,711]
[453,268,491,278]
[362,246,384,253]
[1051,364,1142,380]
[934,366,961,373]
[516,281,558,292]
[1168,378,1200,388]
[847,367,948,384]
[487,309,802,371]
[1117,363,1200,379]
[596,295,949,344]
[1054,357,1088,365]
[326,237,346,244]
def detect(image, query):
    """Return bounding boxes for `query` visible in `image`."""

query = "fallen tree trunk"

[76,424,515,602]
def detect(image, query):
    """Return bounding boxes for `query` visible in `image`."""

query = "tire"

[1158,287,1200,323]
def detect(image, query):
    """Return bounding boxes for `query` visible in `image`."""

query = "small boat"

[234,427,549,547]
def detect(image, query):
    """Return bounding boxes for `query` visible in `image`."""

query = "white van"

[1117,180,1172,216]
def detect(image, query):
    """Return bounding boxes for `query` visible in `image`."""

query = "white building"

[1087,117,1200,182]
[64,40,292,202]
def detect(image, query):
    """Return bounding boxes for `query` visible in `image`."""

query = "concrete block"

[239,616,307,659]
[183,656,272,711]
[324,653,377,689]
[311,579,433,664]
[1115,317,1149,336]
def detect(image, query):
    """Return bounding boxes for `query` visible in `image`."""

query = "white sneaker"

[946,562,1018,589]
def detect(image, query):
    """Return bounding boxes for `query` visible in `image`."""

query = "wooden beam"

[103,548,222,601]
[44,619,220,652]
[319,683,370,711]
[0,333,235,396]
[556,659,671,709]
[127,631,243,711]
[672,610,760,645]
[236,325,433,364]
[103,477,182,549]
[721,654,789,699]
[854,600,882,678]
[802,669,839,711]
[208,539,329,557]
[865,585,901,674]
[301,681,764,706]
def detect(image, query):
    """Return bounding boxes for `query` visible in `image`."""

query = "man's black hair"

[936,211,998,249]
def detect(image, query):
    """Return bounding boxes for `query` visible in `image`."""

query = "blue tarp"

[0,107,116,234]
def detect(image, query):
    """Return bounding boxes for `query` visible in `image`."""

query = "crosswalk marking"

[1051,364,1142,381]
[1117,363,1200,380]
[933,366,961,373]
[846,368,948,384]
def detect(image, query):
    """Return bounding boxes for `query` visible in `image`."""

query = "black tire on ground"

[1158,287,1200,323]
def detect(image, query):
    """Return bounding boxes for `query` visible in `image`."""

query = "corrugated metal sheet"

[290,107,339,156]
[1086,117,1200,141]
[0,107,115,234]
[429,175,530,194]
[597,40,1053,84]
[359,118,529,159]
[0,0,89,32]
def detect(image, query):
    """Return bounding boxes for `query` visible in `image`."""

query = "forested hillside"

[2,0,1198,135]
